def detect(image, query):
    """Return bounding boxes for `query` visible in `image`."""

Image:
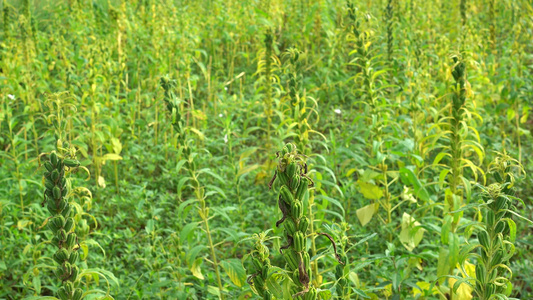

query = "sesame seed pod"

[291,202,303,220]
[68,251,79,265]
[64,159,80,168]
[66,232,77,249]
[280,185,295,205]
[72,288,84,300]
[53,186,62,200]
[56,287,69,300]
[284,219,297,235]
[298,217,309,233]
[50,152,58,167]
[294,177,309,201]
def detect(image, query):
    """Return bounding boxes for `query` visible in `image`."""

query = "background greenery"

[0,0,532,299]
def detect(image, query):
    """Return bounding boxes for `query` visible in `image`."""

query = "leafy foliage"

[1,0,532,300]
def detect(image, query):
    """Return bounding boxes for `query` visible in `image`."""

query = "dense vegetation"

[1,0,533,299]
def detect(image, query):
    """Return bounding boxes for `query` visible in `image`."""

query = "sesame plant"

[282,49,324,283]
[424,54,486,298]
[445,54,484,231]
[470,153,527,299]
[42,149,85,300]
[160,76,225,299]
[347,3,405,242]
[33,93,117,299]
[383,0,394,89]
[247,232,275,300]
[450,152,532,300]
[248,143,343,299]
[0,99,30,216]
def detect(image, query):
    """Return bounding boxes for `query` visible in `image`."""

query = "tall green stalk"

[448,56,467,231]
[264,28,273,149]
[41,99,86,300]
[43,151,84,300]
[161,76,224,300]
[284,49,319,283]
[248,143,344,299]
[460,0,466,27]
[272,143,317,299]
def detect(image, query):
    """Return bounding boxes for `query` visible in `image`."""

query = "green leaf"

[399,167,430,202]
[505,218,517,243]
[507,108,515,121]
[441,215,452,245]
[433,152,451,165]
[32,276,41,295]
[78,268,119,288]
[439,169,451,189]
[186,245,207,266]
[265,273,284,298]
[352,287,370,299]
[205,184,228,199]
[197,168,226,184]
[437,248,451,280]
[145,219,154,235]
[180,222,198,244]
[317,289,333,299]
[177,177,192,198]
[220,259,246,287]
[111,137,122,154]
[175,159,187,173]
[449,233,460,269]
[207,285,221,297]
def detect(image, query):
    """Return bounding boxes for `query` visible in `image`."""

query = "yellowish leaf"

[357,180,383,200]
[237,164,260,178]
[356,203,378,226]
[449,277,472,300]
[98,176,106,188]
[399,213,426,251]
[412,281,439,296]
[102,153,123,162]
[190,258,204,280]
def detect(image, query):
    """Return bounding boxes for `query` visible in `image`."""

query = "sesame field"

[1,0,533,299]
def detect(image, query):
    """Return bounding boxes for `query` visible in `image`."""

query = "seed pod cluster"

[451,56,467,116]
[272,143,317,299]
[447,55,468,225]
[247,235,273,300]
[44,152,84,300]
[473,160,520,300]
[248,256,272,300]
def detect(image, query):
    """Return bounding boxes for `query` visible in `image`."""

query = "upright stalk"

[472,153,526,299]
[448,56,467,231]
[248,143,344,299]
[161,76,224,299]
[264,29,273,149]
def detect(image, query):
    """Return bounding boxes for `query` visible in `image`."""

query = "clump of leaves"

[247,232,274,300]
